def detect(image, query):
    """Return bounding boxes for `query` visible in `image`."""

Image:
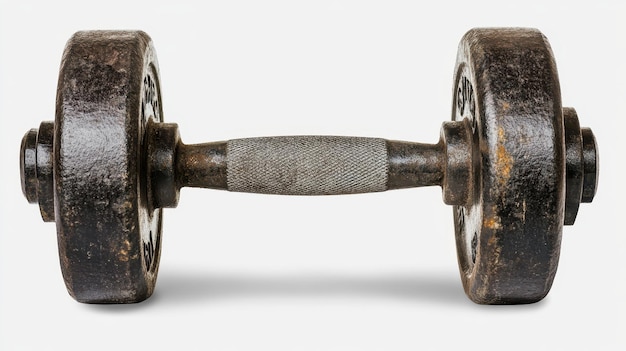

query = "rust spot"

[495,127,513,188]
[484,216,502,230]
[118,239,131,262]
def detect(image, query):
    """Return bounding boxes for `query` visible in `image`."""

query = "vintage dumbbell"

[20,28,598,305]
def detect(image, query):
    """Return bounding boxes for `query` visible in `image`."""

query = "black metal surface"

[386,140,444,190]
[150,125,450,197]
[580,127,598,203]
[176,141,228,190]
[564,108,584,225]
[20,129,38,203]
[20,122,55,221]
[19,28,599,305]
[147,121,181,209]
[53,31,163,303]
[453,28,565,304]
[170,136,448,192]
[440,120,473,205]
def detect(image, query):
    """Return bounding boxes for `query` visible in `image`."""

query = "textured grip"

[226,136,388,195]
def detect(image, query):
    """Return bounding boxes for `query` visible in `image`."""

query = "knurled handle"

[154,124,446,208]
[226,136,388,195]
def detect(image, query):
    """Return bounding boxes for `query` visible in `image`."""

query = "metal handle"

[148,122,458,208]
[226,136,389,195]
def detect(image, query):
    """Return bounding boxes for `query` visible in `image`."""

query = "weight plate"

[452,28,564,304]
[55,31,163,303]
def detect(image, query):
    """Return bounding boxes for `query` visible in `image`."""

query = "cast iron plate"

[55,31,163,303]
[452,28,565,304]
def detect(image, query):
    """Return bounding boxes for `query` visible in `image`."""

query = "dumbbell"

[20,28,598,305]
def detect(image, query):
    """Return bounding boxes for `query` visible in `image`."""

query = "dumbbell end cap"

[20,128,39,203]
[581,127,598,203]
[563,108,598,225]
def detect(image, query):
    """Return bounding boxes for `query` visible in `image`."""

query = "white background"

[1,1,624,350]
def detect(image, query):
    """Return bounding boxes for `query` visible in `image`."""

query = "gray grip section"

[227,136,388,195]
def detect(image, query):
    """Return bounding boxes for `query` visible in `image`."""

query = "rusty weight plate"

[54,31,163,303]
[452,28,564,304]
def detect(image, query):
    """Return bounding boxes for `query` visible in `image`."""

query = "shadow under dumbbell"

[85,270,551,311]
[150,270,468,307]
